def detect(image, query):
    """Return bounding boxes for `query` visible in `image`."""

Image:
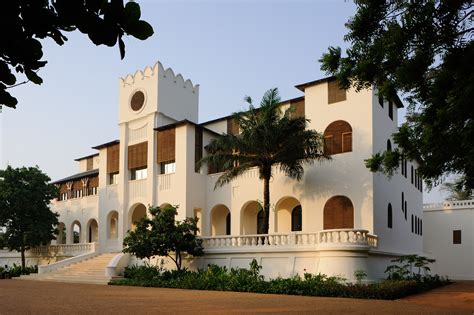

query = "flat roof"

[92,140,120,150]
[74,153,99,162]
[51,169,99,184]
[155,119,221,136]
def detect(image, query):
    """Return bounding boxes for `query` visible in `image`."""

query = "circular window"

[130,91,145,111]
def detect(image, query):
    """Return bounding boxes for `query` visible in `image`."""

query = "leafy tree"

[320,1,474,189]
[123,205,204,271]
[0,0,154,108]
[199,88,328,234]
[0,166,59,268]
[441,175,473,201]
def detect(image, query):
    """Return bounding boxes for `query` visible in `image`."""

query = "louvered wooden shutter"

[227,118,239,135]
[89,176,99,187]
[86,157,93,171]
[128,142,148,169]
[342,132,352,152]
[324,196,354,229]
[107,144,120,174]
[59,184,68,194]
[290,99,305,118]
[195,127,203,172]
[157,128,176,163]
[327,79,347,104]
[73,180,83,190]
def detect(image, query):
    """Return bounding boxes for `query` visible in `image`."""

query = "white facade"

[423,200,474,280]
[47,61,425,281]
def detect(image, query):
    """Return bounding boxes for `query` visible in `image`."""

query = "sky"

[0,0,447,203]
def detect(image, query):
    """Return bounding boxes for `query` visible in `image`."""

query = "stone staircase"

[19,253,118,285]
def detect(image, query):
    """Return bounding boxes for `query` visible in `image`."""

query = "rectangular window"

[327,79,347,104]
[160,160,176,174]
[378,95,384,107]
[388,100,393,120]
[131,167,147,180]
[404,159,408,178]
[411,214,414,233]
[453,230,461,244]
[195,128,203,173]
[109,172,119,185]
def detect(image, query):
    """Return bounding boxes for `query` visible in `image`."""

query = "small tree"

[0,166,59,268]
[123,205,204,271]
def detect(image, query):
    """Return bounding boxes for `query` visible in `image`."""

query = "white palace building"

[7,62,472,283]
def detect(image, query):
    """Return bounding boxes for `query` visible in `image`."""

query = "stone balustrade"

[201,229,377,252]
[29,242,97,257]
[423,199,474,210]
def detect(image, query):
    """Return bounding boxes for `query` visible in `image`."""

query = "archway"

[87,219,99,243]
[57,222,66,244]
[323,196,354,229]
[107,211,119,239]
[129,203,147,231]
[275,197,302,232]
[241,201,263,235]
[71,221,81,244]
[210,205,231,236]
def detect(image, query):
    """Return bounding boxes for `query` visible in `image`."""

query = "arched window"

[226,212,231,236]
[387,203,393,228]
[323,121,352,155]
[387,139,392,151]
[257,210,265,234]
[323,196,354,229]
[291,206,302,231]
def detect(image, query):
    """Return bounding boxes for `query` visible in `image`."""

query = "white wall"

[423,201,474,280]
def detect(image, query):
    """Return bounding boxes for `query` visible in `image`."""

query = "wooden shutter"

[324,196,354,229]
[342,132,352,152]
[327,79,347,104]
[290,99,305,118]
[128,141,148,169]
[157,128,176,163]
[324,135,333,155]
[107,144,120,174]
[59,184,68,194]
[73,180,82,190]
[323,120,352,155]
[227,118,239,135]
[195,127,203,172]
[89,176,99,188]
[86,157,93,171]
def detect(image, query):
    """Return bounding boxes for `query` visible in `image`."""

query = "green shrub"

[111,259,449,300]
[7,264,38,277]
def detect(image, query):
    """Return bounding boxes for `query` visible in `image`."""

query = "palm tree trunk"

[263,176,270,234]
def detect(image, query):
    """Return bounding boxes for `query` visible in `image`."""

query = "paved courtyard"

[0,280,472,314]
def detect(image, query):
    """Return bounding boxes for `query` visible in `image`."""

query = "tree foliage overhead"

[199,88,328,234]
[441,175,473,201]
[0,166,59,268]
[320,0,474,189]
[122,205,203,271]
[0,0,154,108]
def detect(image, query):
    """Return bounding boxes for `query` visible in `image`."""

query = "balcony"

[201,229,377,253]
[158,173,174,191]
[129,179,146,199]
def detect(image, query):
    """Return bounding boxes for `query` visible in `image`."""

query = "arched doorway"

[71,221,81,244]
[107,211,119,239]
[323,196,354,229]
[129,203,147,230]
[87,219,99,243]
[210,205,231,236]
[241,201,264,235]
[275,197,302,232]
[57,222,66,244]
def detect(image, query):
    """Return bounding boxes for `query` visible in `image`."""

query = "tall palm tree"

[441,175,473,201]
[199,88,328,234]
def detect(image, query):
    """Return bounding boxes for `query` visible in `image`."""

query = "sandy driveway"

[0,280,472,314]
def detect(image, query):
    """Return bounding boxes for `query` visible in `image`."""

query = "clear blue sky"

[0,0,446,202]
